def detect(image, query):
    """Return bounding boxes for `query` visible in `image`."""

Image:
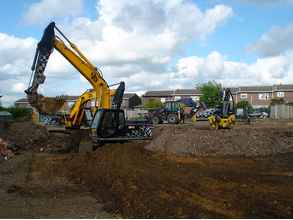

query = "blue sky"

[0,0,293,106]
[2,0,292,61]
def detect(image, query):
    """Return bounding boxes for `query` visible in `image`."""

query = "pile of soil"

[146,124,293,157]
[1,121,64,152]
[31,143,293,218]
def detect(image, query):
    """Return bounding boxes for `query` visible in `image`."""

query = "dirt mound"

[146,124,293,157]
[30,143,293,218]
[1,121,65,152]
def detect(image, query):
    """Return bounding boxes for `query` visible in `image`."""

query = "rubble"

[0,138,14,160]
[146,123,293,157]
[1,121,66,153]
[1,120,293,218]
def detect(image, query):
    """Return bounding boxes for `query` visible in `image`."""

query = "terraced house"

[143,84,293,108]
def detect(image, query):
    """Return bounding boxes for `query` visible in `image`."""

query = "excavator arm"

[25,22,152,152]
[25,22,124,128]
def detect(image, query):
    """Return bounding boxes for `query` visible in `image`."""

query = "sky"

[0,0,293,106]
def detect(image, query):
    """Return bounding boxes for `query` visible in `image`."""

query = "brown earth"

[0,120,293,218]
[147,121,293,157]
[1,121,66,152]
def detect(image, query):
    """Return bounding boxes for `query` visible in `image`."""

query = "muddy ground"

[1,120,293,218]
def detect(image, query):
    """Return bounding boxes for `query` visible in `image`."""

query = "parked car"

[192,107,216,120]
[249,111,269,119]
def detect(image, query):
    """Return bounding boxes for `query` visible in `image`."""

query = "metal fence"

[270,104,293,120]
[124,109,148,119]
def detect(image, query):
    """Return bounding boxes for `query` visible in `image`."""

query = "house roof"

[238,86,273,92]
[273,84,293,91]
[123,93,138,99]
[144,89,202,97]
[15,93,139,103]
[143,90,173,97]
[174,89,201,95]
[15,98,28,103]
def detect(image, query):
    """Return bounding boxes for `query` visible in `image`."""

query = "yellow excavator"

[191,88,236,129]
[25,22,152,151]
[207,88,236,129]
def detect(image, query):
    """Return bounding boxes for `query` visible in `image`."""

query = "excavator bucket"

[25,22,64,115]
[27,92,65,115]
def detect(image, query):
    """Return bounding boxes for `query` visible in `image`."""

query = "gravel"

[145,123,293,157]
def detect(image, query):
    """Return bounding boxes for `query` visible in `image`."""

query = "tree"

[199,81,222,108]
[144,99,163,109]
[270,97,285,106]
[236,100,252,112]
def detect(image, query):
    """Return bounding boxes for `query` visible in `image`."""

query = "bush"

[270,98,285,106]
[199,81,222,108]
[1,106,32,119]
[236,100,253,112]
[144,99,163,109]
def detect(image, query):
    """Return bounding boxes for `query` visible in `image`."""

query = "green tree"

[270,97,285,106]
[144,99,163,109]
[236,100,252,112]
[199,81,222,108]
[0,106,32,119]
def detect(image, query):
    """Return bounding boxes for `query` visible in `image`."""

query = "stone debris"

[0,137,14,160]
[146,124,293,157]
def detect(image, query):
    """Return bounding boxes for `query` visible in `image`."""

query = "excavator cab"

[91,109,126,138]
[208,88,236,129]
[91,108,153,145]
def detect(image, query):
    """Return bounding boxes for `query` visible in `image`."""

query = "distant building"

[233,84,293,108]
[143,89,201,104]
[15,98,31,108]
[143,84,293,108]
[121,93,142,109]
[14,93,141,112]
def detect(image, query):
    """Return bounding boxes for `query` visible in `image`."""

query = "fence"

[124,109,148,119]
[270,104,293,120]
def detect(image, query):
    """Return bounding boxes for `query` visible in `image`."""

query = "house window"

[277,91,284,98]
[174,96,181,101]
[240,93,247,99]
[258,93,270,100]
[160,98,166,103]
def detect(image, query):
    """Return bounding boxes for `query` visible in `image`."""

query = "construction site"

[0,4,293,218]
[1,119,293,218]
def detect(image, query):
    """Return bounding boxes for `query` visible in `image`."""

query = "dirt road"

[0,120,293,218]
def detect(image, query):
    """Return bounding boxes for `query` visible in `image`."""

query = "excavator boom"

[25,22,123,122]
[25,22,152,152]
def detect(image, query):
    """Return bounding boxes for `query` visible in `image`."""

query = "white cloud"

[248,24,293,57]
[0,33,36,100]
[1,0,234,106]
[60,0,233,81]
[23,0,83,25]
[12,83,25,93]
[176,50,293,87]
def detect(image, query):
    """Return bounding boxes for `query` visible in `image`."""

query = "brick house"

[14,93,141,112]
[14,98,30,108]
[121,93,142,109]
[143,84,293,108]
[143,89,201,104]
[234,84,293,108]
[14,96,78,113]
